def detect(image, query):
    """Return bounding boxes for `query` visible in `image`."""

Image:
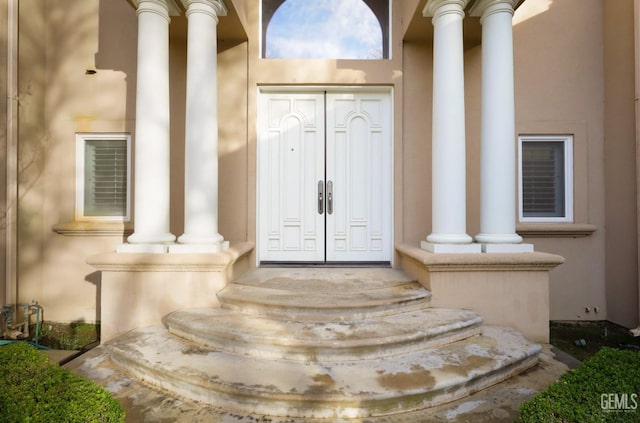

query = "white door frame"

[257,86,394,264]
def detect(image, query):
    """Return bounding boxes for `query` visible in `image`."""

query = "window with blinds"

[76,134,131,221]
[518,135,573,222]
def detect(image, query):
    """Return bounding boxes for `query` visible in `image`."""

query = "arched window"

[262,0,389,59]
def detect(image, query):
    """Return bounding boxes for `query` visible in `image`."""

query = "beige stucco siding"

[17,0,138,322]
[0,0,9,307]
[603,0,638,328]
[511,0,610,323]
[402,42,433,246]
[5,0,639,330]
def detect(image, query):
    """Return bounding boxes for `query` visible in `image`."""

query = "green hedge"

[0,342,124,423]
[520,347,640,422]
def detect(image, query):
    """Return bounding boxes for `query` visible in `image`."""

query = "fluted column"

[171,0,229,253]
[470,0,533,253]
[422,0,481,253]
[119,0,180,253]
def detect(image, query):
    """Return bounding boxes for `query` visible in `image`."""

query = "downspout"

[632,0,640,337]
[5,0,18,306]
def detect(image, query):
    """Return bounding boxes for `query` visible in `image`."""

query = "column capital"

[423,0,470,19]
[469,0,517,20]
[133,0,182,18]
[181,0,227,20]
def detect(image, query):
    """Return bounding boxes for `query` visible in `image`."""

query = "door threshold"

[260,261,391,268]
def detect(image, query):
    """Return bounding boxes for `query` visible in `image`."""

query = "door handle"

[318,180,324,214]
[327,180,333,215]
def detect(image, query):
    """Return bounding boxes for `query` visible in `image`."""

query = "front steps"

[106,268,541,419]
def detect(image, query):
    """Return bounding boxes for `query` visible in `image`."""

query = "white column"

[422,0,480,253]
[471,0,533,253]
[171,0,228,253]
[119,0,179,253]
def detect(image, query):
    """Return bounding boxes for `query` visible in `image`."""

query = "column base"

[168,241,230,254]
[475,232,523,244]
[116,243,170,253]
[127,232,176,244]
[481,243,534,253]
[421,240,482,253]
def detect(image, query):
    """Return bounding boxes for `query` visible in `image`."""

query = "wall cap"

[87,242,253,272]
[516,223,597,238]
[396,243,565,272]
[52,221,133,237]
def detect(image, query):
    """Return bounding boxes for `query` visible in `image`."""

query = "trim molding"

[516,223,597,238]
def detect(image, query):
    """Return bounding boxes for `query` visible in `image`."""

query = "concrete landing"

[220,268,431,320]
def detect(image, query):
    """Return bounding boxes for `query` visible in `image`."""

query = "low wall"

[88,243,253,342]
[397,244,565,343]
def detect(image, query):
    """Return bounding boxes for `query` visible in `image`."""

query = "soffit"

[403,0,526,50]
[170,1,248,48]
[127,0,248,49]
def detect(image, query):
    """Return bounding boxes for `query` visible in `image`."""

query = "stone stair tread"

[165,307,483,360]
[107,325,540,418]
[218,282,431,318]
[231,268,417,292]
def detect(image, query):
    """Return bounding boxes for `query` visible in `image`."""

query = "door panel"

[258,89,392,263]
[326,93,392,261]
[258,93,325,261]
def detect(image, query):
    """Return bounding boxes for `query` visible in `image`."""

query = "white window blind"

[76,134,131,221]
[522,141,565,217]
[519,135,573,223]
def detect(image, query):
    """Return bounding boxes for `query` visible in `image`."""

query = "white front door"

[258,89,392,263]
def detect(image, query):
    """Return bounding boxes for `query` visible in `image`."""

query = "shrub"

[37,321,100,350]
[0,342,124,422]
[520,347,640,422]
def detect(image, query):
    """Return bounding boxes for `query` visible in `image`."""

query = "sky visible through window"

[265,0,383,59]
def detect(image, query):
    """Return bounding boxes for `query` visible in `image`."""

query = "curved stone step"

[231,268,418,291]
[164,307,484,361]
[107,325,541,419]
[218,282,431,320]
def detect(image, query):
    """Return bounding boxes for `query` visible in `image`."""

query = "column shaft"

[173,0,228,253]
[472,0,530,251]
[422,0,478,253]
[126,0,176,247]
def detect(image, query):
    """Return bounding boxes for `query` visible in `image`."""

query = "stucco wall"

[244,0,407,265]
[13,0,251,323]
[0,0,9,307]
[9,0,640,330]
[17,0,48,313]
[511,0,612,323]
[603,0,639,328]
[402,42,433,245]
[15,0,138,322]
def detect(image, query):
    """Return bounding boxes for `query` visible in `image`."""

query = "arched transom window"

[262,0,389,59]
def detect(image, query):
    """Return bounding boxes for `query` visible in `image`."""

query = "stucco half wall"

[397,244,565,343]
[88,243,253,342]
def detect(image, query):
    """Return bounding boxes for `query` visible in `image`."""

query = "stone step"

[230,267,419,291]
[218,279,431,321]
[107,325,541,419]
[164,307,484,361]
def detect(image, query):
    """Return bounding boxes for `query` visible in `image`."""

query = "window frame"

[260,0,391,60]
[518,134,574,223]
[75,133,131,222]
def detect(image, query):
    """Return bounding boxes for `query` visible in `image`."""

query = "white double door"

[258,89,392,263]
